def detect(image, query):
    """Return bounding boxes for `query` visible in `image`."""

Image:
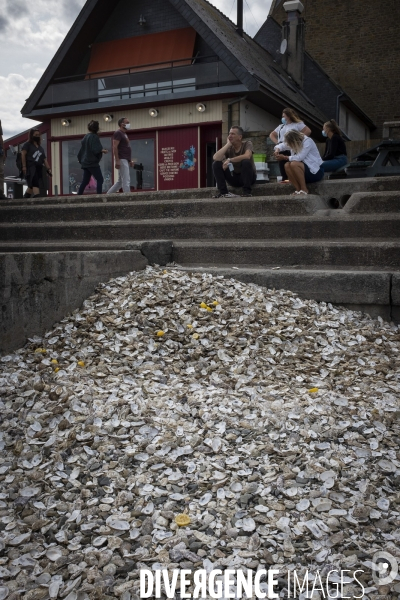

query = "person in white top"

[274,130,324,195]
[269,107,311,183]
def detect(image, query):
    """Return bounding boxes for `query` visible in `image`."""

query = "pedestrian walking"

[107,117,134,194]
[21,129,52,198]
[0,119,6,199]
[269,108,311,182]
[321,119,347,172]
[275,130,324,194]
[77,120,108,195]
[212,126,257,197]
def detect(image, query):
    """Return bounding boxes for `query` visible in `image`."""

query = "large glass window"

[61,137,112,194]
[129,138,155,190]
[98,78,195,102]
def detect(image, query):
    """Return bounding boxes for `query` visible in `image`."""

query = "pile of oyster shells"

[0,266,399,600]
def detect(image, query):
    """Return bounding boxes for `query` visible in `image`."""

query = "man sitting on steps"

[212,126,257,198]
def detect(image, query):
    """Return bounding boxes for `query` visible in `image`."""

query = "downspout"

[336,92,351,141]
[336,91,344,126]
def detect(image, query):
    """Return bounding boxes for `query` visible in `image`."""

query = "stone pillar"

[282,0,305,88]
[382,121,400,140]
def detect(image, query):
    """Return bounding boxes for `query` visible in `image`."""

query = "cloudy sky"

[0,0,273,140]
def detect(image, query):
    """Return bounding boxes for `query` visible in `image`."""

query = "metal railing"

[38,57,238,109]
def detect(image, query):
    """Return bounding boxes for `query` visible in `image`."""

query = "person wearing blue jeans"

[321,119,347,172]
[77,120,108,194]
[78,165,104,195]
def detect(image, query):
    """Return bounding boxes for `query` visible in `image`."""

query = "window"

[97,78,196,101]
[129,138,155,190]
[61,138,113,194]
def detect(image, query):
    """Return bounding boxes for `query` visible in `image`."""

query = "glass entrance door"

[129,136,156,191]
[61,137,113,194]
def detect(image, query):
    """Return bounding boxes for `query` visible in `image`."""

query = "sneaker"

[212,192,239,198]
[240,193,253,197]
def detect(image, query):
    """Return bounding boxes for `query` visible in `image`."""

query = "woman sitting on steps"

[321,119,348,173]
[274,130,324,195]
[269,107,311,183]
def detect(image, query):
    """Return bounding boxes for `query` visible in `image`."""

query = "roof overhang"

[340,95,376,131]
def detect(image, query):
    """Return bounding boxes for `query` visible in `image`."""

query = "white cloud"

[0,73,42,139]
[0,0,272,138]
[208,0,272,36]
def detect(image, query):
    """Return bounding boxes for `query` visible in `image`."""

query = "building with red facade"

[4,0,375,196]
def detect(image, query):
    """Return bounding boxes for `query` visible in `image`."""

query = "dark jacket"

[77,133,103,169]
[323,134,347,161]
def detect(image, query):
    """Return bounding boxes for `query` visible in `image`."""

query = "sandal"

[297,190,308,195]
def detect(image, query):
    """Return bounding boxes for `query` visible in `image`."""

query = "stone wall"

[270,0,400,137]
[0,251,148,355]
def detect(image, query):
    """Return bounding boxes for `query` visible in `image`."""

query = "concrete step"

[343,191,400,213]
[172,240,400,268]
[0,195,329,222]
[2,191,398,223]
[1,214,399,242]
[173,265,400,322]
[1,176,400,207]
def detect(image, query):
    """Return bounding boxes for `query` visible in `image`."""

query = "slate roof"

[169,0,329,125]
[22,0,341,127]
[255,16,376,130]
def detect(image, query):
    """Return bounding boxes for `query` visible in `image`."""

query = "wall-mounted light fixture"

[149,108,159,117]
[61,118,71,127]
[196,103,206,113]
[138,14,146,26]
[103,114,114,122]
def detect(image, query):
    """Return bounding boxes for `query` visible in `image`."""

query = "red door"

[158,127,198,190]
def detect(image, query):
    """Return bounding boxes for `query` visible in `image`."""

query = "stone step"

[172,240,400,268]
[173,265,400,322]
[2,190,398,222]
[1,214,399,242]
[343,191,400,213]
[0,195,328,222]
[1,177,400,210]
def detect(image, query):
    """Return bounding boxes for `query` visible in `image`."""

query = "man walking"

[0,119,6,199]
[212,126,256,198]
[107,117,134,194]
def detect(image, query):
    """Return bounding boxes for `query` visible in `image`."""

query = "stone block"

[0,250,148,354]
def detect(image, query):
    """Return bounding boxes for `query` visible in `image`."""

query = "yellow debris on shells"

[175,514,191,527]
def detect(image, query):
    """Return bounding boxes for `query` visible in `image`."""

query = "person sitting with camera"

[274,130,324,195]
[212,126,257,198]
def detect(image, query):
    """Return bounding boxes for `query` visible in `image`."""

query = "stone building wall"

[270,0,400,137]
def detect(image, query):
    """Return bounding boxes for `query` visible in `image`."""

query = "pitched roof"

[22,0,328,126]
[255,16,376,131]
[169,0,328,125]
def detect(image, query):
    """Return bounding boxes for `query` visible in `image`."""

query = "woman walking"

[275,130,324,195]
[321,119,347,172]
[21,129,52,198]
[269,108,311,182]
[77,120,108,195]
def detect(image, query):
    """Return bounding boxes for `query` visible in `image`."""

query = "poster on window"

[158,127,198,190]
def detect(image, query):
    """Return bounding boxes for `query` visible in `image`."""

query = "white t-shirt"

[273,121,306,145]
[276,136,323,174]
